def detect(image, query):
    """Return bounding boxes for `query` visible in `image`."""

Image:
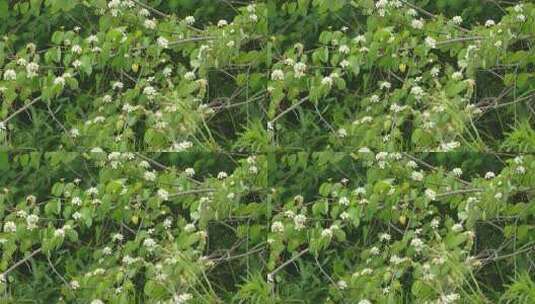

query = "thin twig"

[267,248,309,284]
[398,0,469,32]
[46,103,70,135]
[169,188,215,197]
[314,255,337,287]
[403,153,471,186]
[268,96,309,125]
[47,254,71,288]
[131,0,168,18]
[133,37,215,51]
[0,248,42,278]
[0,96,42,126]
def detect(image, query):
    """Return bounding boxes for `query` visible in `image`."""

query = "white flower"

[163,218,172,229]
[102,247,112,255]
[143,86,157,98]
[184,16,195,25]
[284,58,295,66]
[69,128,80,138]
[321,228,333,238]
[72,59,82,69]
[71,44,82,54]
[484,171,495,179]
[353,187,366,196]
[112,233,124,241]
[184,223,196,233]
[321,76,333,87]
[143,237,157,249]
[157,37,169,49]
[339,59,350,68]
[379,81,391,90]
[338,44,350,54]
[271,221,284,233]
[173,293,193,304]
[108,0,120,8]
[411,86,424,98]
[337,280,348,289]
[452,223,464,232]
[515,166,525,175]
[452,168,463,177]
[425,189,436,201]
[26,214,39,230]
[440,293,460,304]
[184,168,195,177]
[451,16,463,25]
[339,211,349,220]
[162,67,172,77]
[516,14,526,22]
[293,214,306,230]
[430,218,440,229]
[353,35,366,44]
[339,196,350,206]
[86,35,99,43]
[112,81,124,90]
[337,128,347,138]
[26,62,39,78]
[144,171,156,181]
[72,212,82,220]
[70,280,80,289]
[4,221,16,233]
[406,160,418,169]
[411,171,424,181]
[184,71,196,80]
[293,62,307,78]
[271,69,284,81]
[370,246,380,255]
[217,171,228,179]
[138,8,150,17]
[452,71,463,80]
[390,254,406,265]
[173,140,193,151]
[513,4,523,13]
[284,210,295,218]
[440,141,460,151]
[411,19,424,29]
[358,300,371,304]
[72,196,82,206]
[3,69,16,81]
[144,19,157,29]
[410,237,424,251]
[54,228,65,238]
[102,95,113,103]
[246,3,255,12]
[157,189,169,201]
[430,66,440,77]
[425,36,437,49]
[485,20,495,27]
[217,19,228,27]
[91,300,104,304]
[376,231,390,243]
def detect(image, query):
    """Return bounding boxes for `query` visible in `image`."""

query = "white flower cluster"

[173,140,193,152]
[157,37,169,49]
[271,221,284,233]
[271,69,284,81]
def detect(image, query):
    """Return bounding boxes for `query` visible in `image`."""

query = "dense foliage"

[1,0,535,303]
